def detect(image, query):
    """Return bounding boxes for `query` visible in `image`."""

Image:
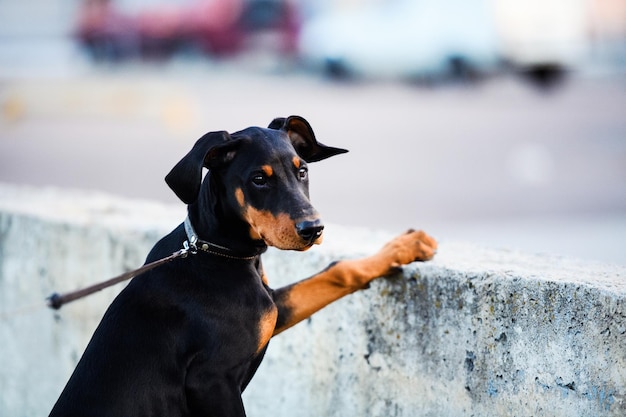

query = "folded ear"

[165,131,240,204]
[268,115,348,162]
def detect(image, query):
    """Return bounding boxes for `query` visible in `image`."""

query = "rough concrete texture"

[248,245,625,417]
[0,184,624,416]
[0,185,183,416]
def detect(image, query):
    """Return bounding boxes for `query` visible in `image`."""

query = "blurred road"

[1,64,625,264]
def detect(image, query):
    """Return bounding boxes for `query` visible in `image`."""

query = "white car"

[298,0,501,79]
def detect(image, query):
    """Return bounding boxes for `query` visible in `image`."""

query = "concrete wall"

[0,184,624,416]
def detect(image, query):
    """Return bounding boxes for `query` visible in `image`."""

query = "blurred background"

[0,0,625,264]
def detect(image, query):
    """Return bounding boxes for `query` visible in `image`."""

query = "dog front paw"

[341,229,438,287]
[378,229,437,272]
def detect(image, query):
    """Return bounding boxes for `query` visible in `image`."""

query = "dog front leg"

[272,229,437,335]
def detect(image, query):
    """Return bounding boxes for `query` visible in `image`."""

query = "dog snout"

[296,219,324,244]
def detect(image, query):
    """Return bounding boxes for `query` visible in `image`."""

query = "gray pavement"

[1,63,625,264]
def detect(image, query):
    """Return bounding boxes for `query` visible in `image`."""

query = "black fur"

[49,116,347,417]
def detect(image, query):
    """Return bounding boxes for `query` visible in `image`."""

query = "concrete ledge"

[249,245,625,417]
[0,184,624,416]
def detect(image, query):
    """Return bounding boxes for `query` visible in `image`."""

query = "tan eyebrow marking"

[261,165,273,177]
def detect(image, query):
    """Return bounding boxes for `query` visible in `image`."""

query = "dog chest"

[256,303,278,354]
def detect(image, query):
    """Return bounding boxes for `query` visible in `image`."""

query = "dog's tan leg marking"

[272,230,437,335]
[257,306,278,354]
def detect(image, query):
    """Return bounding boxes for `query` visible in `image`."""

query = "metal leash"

[46,243,192,310]
[2,244,188,320]
[4,217,254,315]
[44,216,257,311]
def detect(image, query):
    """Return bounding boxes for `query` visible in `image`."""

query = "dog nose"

[296,219,324,243]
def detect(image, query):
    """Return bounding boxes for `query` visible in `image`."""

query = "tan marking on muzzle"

[243,206,321,250]
[235,188,245,207]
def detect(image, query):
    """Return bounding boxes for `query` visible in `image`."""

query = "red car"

[76,0,299,60]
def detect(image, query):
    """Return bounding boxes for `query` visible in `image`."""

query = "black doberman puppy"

[49,115,437,416]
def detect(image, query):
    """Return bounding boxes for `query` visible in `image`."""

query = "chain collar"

[183,217,259,261]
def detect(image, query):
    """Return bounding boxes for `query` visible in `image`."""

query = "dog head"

[165,116,347,250]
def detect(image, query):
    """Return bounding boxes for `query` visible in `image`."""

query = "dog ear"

[165,131,239,204]
[269,115,348,162]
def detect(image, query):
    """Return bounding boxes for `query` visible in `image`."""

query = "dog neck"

[186,176,267,259]
[183,216,262,260]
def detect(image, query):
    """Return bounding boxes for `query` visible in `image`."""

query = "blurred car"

[298,0,501,80]
[75,0,299,60]
[490,0,589,86]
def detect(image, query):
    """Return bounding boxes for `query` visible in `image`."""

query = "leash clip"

[183,237,198,256]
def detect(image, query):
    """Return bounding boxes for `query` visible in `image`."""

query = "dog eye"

[298,167,308,181]
[252,174,267,186]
